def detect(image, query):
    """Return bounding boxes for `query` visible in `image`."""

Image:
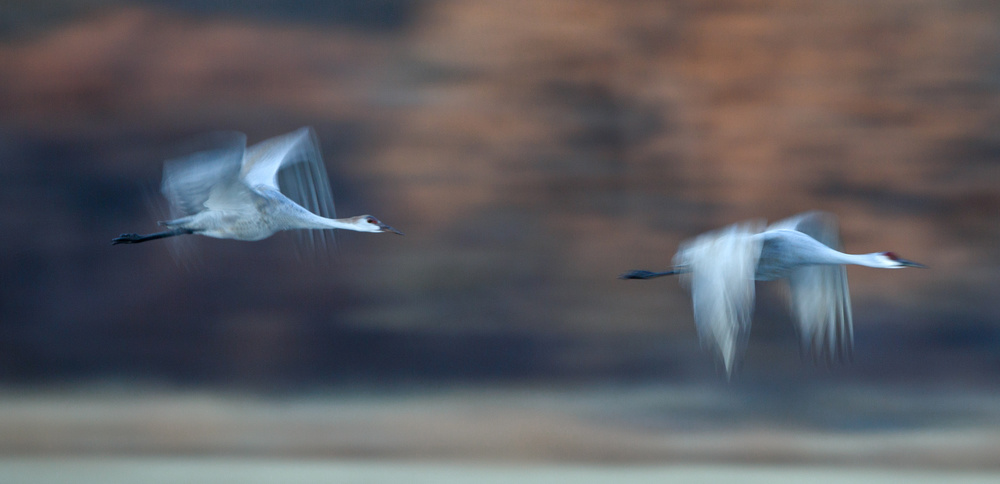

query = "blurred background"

[1,0,999,479]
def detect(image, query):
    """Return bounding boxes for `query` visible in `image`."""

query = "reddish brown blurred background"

[0,0,999,468]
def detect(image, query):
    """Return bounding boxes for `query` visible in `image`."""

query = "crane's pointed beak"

[379,223,404,235]
[899,258,926,268]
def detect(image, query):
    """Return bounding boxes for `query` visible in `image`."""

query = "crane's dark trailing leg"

[619,269,681,280]
[112,228,194,245]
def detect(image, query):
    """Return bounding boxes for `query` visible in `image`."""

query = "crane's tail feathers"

[619,269,681,280]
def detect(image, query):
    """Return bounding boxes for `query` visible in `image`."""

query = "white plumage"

[622,211,924,376]
[113,127,402,247]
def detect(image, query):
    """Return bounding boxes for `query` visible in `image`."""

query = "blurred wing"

[787,264,854,364]
[769,212,854,363]
[160,131,248,216]
[674,220,765,377]
[242,127,320,189]
[767,211,840,245]
[243,127,338,253]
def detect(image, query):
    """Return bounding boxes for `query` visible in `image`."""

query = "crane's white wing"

[768,212,854,363]
[674,220,765,376]
[160,131,249,216]
[242,127,338,253]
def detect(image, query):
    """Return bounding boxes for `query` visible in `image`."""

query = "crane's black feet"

[112,233,144,245]
[111,228,193,245]
[620,270,654,279]
[619,270,677,280]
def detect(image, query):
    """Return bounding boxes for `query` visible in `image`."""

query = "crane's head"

[877,251,926,269]
[351,215,404,235]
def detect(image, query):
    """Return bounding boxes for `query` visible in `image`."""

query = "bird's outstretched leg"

[619,269,681,280]
[112,228,194,245]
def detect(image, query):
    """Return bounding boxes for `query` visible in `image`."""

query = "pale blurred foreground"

[1,458,997,484]
[1,384,999,482]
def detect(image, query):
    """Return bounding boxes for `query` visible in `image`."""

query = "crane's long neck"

[258,187,364,233]
[768,232,889,268]
[806,245,888,268]
[836,252,892,268]
[293,211,360,231]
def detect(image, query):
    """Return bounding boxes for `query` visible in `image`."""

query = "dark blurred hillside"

[0,0,998,387]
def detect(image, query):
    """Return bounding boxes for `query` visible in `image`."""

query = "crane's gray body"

[626,211,922,377]
[113,127,401,247]
[162,186,326,241]
[753,229,846,281]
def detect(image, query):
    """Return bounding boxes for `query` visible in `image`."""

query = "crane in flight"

[620,211,924,376]
[112,127,402,248]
